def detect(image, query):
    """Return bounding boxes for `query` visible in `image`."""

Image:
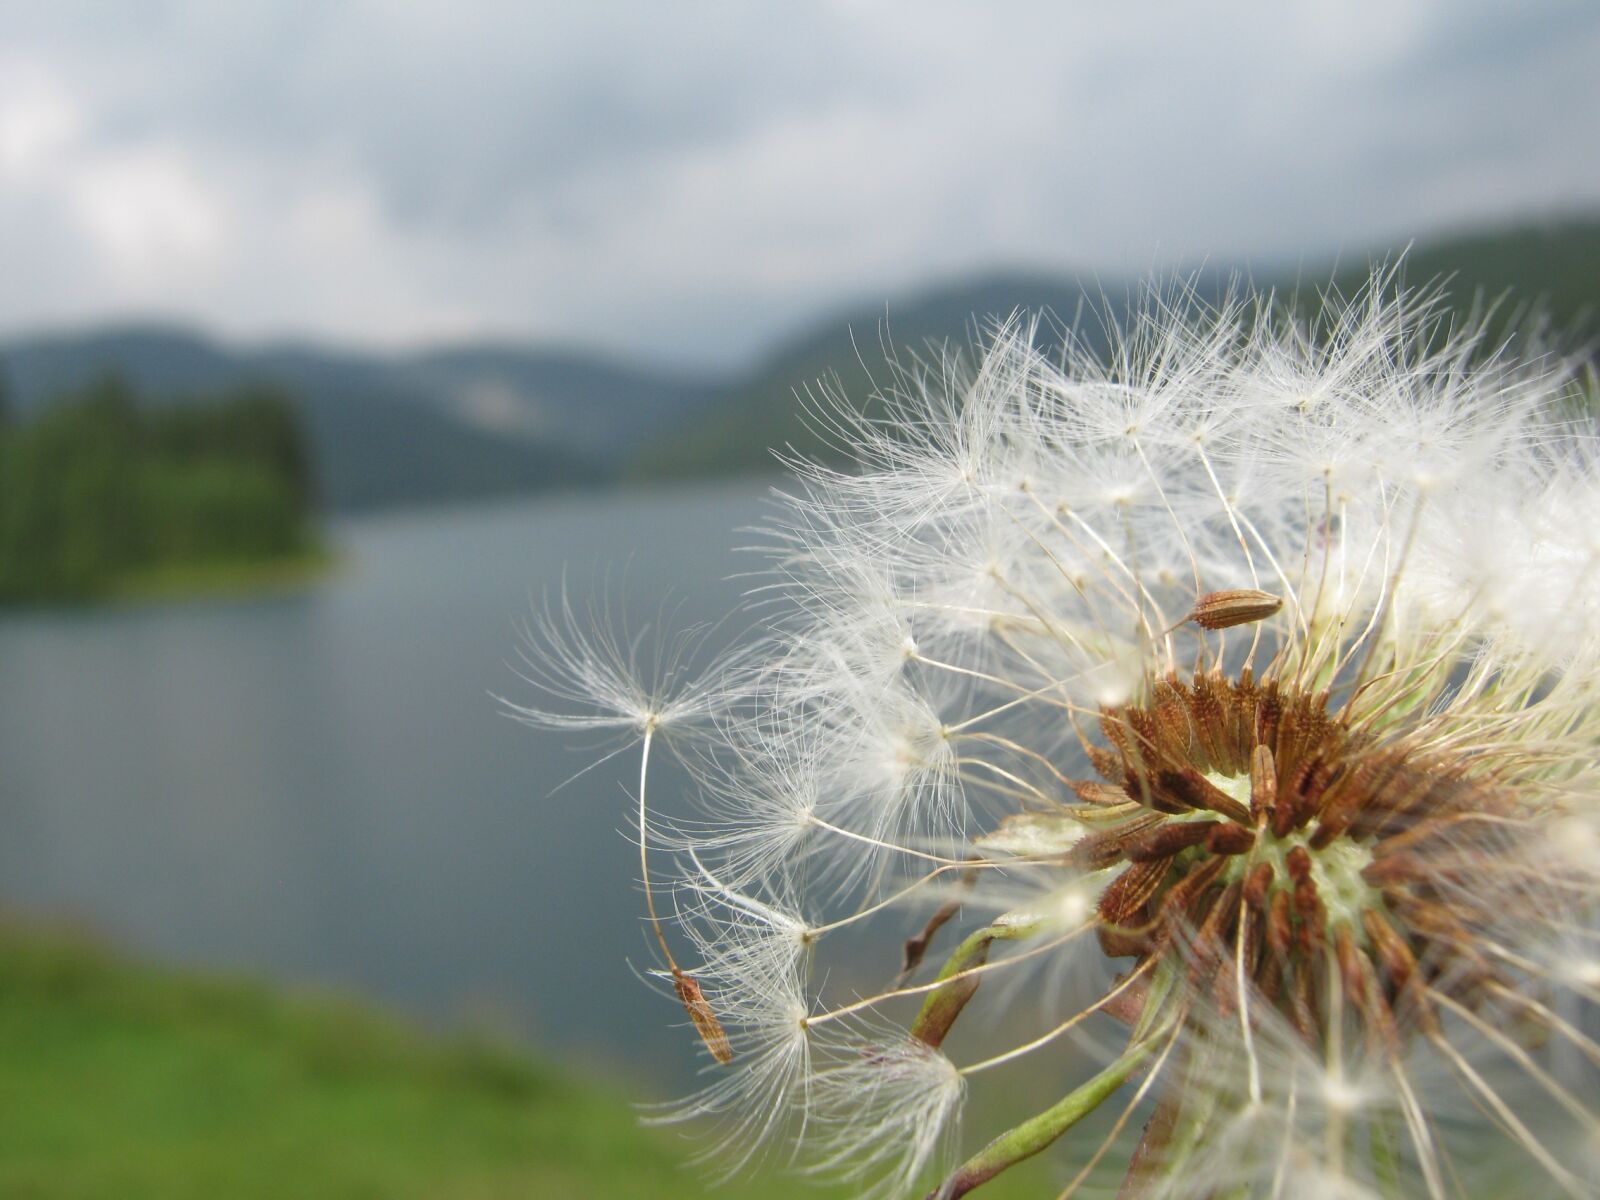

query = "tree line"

[0,372,319,603]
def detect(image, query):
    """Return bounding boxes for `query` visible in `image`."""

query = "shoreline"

[110,547,336,606]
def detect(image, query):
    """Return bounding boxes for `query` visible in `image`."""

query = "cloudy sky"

[2,1,1597,367]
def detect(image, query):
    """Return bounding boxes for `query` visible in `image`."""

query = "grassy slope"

[0,923,779,1199]
[0,924,1053,1199]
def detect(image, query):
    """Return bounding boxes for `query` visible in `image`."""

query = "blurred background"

[1,3,1597,1196]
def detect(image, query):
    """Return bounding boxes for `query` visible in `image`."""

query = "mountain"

[403,346,714,459]
[1351,217,1600,332]
[0,327,718,510]
[634,215,1600,480]
[5,216,1594,506]
[628,273,1113,481]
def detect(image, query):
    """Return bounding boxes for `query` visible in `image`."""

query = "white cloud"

[0,1,1595,364]
[0,63,81,176]
[69,146,226,277]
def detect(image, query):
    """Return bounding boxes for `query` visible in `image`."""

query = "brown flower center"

[1076,670,1514,1043]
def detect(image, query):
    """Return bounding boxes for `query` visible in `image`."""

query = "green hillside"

[0,921,1053,1199]
[635,216,1600,480]
[630,273,1102,481]
[1367,217,1600,329]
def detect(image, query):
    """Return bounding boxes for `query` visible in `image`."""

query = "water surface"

[0,480,769,1089]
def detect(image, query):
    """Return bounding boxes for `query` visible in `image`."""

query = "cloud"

[0,1,1596,365]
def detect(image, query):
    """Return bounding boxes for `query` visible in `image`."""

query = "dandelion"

[519,273,1600,1197]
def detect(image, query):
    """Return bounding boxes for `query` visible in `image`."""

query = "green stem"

[910,916,1039,1049]
[931,1036,1158,1199]
[1369,1109,1403,1197]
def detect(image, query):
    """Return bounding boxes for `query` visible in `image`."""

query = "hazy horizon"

[3,206,1595,375]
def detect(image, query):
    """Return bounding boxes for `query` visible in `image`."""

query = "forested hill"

[0,377,320,603]
[0,330,717,510]
[631,215,1600,480]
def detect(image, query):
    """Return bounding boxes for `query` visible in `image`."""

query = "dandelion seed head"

[526,271,1600,1198]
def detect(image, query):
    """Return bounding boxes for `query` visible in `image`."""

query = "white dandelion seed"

[802,1031,966,1199]
[504,582,736,736]
[645,864,816,1176]
[520,271,1600,1198]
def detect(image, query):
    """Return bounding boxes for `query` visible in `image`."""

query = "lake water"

[0,480,771,1092]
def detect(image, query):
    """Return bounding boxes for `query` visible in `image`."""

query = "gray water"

[0,480,770,1091]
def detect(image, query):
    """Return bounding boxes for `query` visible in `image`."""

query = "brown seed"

[1344,940,1401,1052]
[1151,677,1194,760]
[1285,845,1314,884]
[1334,925,1367,1010]
[1271,690,1331,786]
[1231,668,1259,759]
[1266,889,1294,960]
[1361,910,1417,995]
[1385,895,1486,973]
[1361,851,1426,887]
[1189,672,1233,774]
[1255,681,1284,753]
[1307,811,1349,850]
[673,971,733,1065]
[1098,855,1176,926]
[1135,772,1195,815]
[1294,877,1325,957]
[1269,777,1302,838]
[1362,909,1439,1035]
[1186,881,1243,981]
[1071,779,1134,807]
[1068,812,1166,870]
[1086,744,1127,784]
[1290,962,1319,1040]
[1249,744,1277,822]
[1156,767,1253,824]
[1207,822,1257,855]
[1188,588,1284,631]
[1098,709,1145,773]
[1125,819,1220,862]
[1242,861,1275,908]
[1098,922,1159,959]
[1255,950,1284,1002]
[1157,856,1229,928]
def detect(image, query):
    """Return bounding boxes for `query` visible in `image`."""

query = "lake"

[0,480,772,1093]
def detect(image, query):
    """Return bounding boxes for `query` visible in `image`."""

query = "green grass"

[0,922,787,1198]
[0,922,1059,1198]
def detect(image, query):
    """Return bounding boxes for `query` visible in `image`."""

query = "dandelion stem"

[934,1033,1164,1199]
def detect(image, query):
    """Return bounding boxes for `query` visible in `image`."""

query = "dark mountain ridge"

[632,214,1600,479]
[4,214,1595,508]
